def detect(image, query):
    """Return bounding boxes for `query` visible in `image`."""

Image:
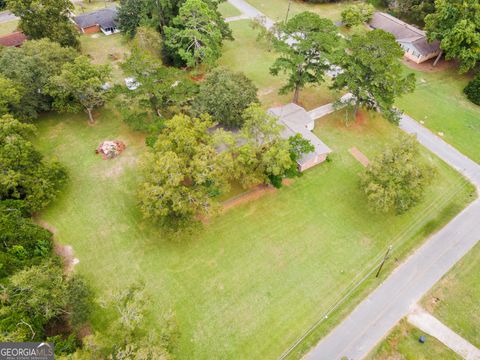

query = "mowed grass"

[80,33,130,83]
[244,0,357,23]
[367,320,461,360]
[73,0,116,13]
[34,18,475,360]
[34,105,474,359]
[0,19,19,36]
[397,63,480,164]
[422,241,480,348]
[220,20,336,109]
[219,1,242,17]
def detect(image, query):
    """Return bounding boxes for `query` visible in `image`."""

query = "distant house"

[0,32,27,47]
[369,12,441,64]
[268,104,332,172]
[73,8,119,35]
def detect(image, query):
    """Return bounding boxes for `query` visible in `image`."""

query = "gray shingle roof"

[74,8,118,30]
[369,12,440,56]
[268,104,332,167]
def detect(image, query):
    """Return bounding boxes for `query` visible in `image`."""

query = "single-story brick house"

[268,104,332,172]
[73,8,119,35]
[0,32,27,47]
[369,12,441,64]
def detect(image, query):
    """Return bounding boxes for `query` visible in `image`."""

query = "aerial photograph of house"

[73,7,119,35]
[0,0,479,359]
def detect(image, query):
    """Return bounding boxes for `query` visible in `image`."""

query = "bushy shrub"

[464,75,480,105]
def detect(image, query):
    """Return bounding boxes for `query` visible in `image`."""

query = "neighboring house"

[369,12,440,64]
[73,8,119,35]
[0,32,27,47]
[268,104,332,172]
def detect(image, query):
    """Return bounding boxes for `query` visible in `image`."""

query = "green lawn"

[34,105,473,359]
[80,33,129,83]
[219,1,242,18]
[220,20,336,109]
[73,0,117,14]
[421,241,480,348]
[244,0,357,23]
[0,19,19,36]
[397,63,480,164]
[367,320,461,360]
[32,15,476,360]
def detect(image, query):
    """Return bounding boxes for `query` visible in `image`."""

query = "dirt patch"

[402,57,457,73]
[222,184,277,211]
[354,109,367,127]
[103,154,137,178]
[258,87,274,96]
[77,324,93,339]
[54,243,79,274]
[190,73,205,82]
[35,219,58,234]
[349,147,370,167]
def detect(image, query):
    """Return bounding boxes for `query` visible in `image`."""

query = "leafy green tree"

[132,26,164,58]
[0,260,68,341]
[464,75,480,106]
[285,133,314,177]
[138,114,231,228]
[341,3,375,28]
[0,115,67,212]
[231,104,293,188]
[120,48,197,131]
[6,0,79,48]
[164,0,231,69]
[117,0,149,37]
[0,76,22,117]
[389,0,435,26]
[0,39,78,120]
[72,283,177,359]
[270,12,340,104]
[332,30,416,124]
[48,56,111,124]
[425,0,480,73]
[360,135,432,214]
[0,207,53,279]
[192,68,258,128]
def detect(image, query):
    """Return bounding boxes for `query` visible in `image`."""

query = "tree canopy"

[425,0,480,73]
[0,76,22,117]
[332,30,416,124]
[0,115,67,212]
[0,39,78,120]
[7,0,80,48]
[360,135,432,214]
[120,48,197,132]
[192,68,259,128]
[341,3,375,28]
[138,114,231,228]
[164,0,232,69]
[270,12,339,104]
[48,56,111,124]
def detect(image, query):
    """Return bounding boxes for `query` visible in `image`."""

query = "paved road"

[228,0,275,29]
[0,11,17,24]
[226,1,480,358]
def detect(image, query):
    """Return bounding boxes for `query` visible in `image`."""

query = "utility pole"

[376,245,392,278]
[285,0,292,23]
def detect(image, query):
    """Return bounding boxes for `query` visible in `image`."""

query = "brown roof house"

[268,104,332,172]
[73,8,119,35]
[369,12,441,64]
[0,32,27,47]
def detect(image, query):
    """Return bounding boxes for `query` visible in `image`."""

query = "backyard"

[32,9,477,360]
